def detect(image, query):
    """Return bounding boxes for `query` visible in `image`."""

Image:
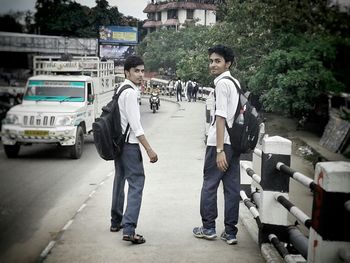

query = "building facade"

[143,0,217,33]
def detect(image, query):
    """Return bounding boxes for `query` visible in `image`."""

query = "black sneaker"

[220,231,237,245]
[193,226,217,240]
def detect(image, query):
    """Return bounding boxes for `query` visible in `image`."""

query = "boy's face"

[209,52,231,76]
[125,65,145,85]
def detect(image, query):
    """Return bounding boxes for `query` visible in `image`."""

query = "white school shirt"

[117,79,145,144]
[175,80,181,90]
[206,71,240,146]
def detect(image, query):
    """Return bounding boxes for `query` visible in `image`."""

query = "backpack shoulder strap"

[113,84,133,140]
[220,76,242,95]
[219,76,242,122]
[211,76,240,127]
[114,84,133,100]
[221,76,251,98]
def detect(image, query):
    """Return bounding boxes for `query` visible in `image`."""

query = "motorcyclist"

[149,86,160,110]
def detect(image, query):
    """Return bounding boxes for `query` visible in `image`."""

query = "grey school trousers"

[200,145,240,235]
[111,143,145,235]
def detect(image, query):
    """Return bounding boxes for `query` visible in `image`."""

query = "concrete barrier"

[239,135,350,263]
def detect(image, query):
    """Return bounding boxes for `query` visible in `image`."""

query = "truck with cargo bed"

[1,55,115,159]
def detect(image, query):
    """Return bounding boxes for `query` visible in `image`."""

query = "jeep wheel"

[4,144,20,158]
[69,126,84,159]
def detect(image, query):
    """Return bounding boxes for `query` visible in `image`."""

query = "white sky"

[0,0,149,20]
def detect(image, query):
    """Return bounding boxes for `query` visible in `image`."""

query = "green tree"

[33,0,136,37]
[138,0,349,118]
[216,0,349,116]
[137,25,214,84]
[34,0,90,36]
[249,37,346,116]
[89,0,122,34]
[24,11,35,33]
[0,13,23,33]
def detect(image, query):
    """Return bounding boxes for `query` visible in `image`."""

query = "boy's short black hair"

[208,45,235,67]
[124,55,144,71]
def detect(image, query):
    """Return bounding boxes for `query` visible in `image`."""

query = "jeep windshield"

[24,80,85,102]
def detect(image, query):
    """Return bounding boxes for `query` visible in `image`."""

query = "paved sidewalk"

[43,99,264,263]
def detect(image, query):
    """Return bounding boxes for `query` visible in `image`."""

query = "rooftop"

[143,1,216,13]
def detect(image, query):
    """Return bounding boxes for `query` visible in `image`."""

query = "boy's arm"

[216,116,228,172]
[124,90,158,163]
[137,135,158,163]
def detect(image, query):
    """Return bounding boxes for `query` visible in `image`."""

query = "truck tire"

[69,126,84,159]
[4,144,20,158]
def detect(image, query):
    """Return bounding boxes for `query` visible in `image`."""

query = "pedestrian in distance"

[186,80,194,102]
[175,77,182,102]
[110,55,158,245]
[192,80,199,102]
[193,44,241,245]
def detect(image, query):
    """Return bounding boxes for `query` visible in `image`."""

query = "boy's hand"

[216,151,228,172]
[147,148,158,163]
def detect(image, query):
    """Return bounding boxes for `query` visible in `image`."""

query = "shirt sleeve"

[215,80,230,119]
[124,90,145,137]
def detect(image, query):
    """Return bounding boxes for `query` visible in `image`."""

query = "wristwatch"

[216,148,224,154]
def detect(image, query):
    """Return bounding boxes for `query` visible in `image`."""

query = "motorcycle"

[149,92,160,114]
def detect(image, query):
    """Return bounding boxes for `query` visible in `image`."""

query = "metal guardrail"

[276,162,316,191]
[239,136,350,263]
[0,31,97,55]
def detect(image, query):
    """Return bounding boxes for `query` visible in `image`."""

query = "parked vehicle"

[149,92,160,114]
[0,91,22,130]
[1,55,115,159]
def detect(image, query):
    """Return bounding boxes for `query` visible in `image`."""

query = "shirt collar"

[123,79,138,90]
[213,70,232,86]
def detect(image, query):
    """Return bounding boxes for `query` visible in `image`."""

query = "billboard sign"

[99,26,138,44]
[99,45,135,60]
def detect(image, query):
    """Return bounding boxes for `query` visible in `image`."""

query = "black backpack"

[187,81,193,90]
[193,83,199,92]
[177,81,182,91]
[92,85,132,160]
[222,77,260,155]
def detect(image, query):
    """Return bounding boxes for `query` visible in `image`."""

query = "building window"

[167,9,178,19]
[187,9,194,19]
[148,13,155,20]
[157,12,162,21]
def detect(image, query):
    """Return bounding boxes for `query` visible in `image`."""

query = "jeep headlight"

[4,114,19,125]
[56,115,75,126]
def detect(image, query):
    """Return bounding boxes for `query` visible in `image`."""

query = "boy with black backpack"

[192,80,199,102]
[193,45,241,245]
[110,55,158,245]
[186,80,194,102]
[175,77,182,102]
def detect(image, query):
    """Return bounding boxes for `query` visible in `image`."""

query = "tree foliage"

[35,0,85,36]
[137,25,214,84]
[249,36,346,116]
[0,13,23,33]
[33,0,139,37]
[88,0,123,36]
[138,0,350,117]
[2,0,350,117]
[222,0,349,115]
